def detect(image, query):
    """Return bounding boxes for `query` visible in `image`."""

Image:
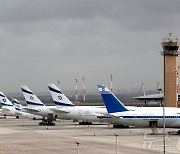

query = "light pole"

[109,74,113,92]
[162,37,166,154]
[75,141,80,154]
[82,76,86,106]
[114,134,118,154]
[75,78,78,105]
[57,80,60,88]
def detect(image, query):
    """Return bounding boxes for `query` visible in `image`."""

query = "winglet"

[97,85,129,113]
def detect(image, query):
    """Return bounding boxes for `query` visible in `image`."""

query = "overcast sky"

[0,0,180,94]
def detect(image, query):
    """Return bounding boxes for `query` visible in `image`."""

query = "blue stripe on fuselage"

[117,116,180,119]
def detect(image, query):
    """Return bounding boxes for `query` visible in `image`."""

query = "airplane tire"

[178,130,180,135]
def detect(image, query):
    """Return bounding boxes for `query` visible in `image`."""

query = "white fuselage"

[54,106,109,122]
[0,106,16,116]
[15,109,43,120]
[21,105,180,127]
[111,107,180,128]
[21,106,55,117]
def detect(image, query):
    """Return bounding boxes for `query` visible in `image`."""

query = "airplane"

[21,86,56,125]
[48,83,113,125]
[12,99,43,120]
[97,85,180,131]
[21,84,112,126]
[0,92,43,120]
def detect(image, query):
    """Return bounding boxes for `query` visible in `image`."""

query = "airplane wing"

[50,108,70,114]
[22,107,40,114]
[92,112,113,119]
[1,108,11,112]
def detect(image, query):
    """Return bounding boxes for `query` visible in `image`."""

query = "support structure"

[57,80,60,88]
[109,74,113,92]
[161,34,179,107]
[75,79,78,106]
[82,76,86,106]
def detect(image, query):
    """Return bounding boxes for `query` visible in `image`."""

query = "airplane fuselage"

[111,107,180,128]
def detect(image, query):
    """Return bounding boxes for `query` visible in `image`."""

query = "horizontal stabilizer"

[23,107,40,114]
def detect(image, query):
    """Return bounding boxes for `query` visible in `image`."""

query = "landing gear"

[178,130,180,135]
[113,124,129,128]
[39,114,55,126]
[79,121,92,125]
[149,121,158,135]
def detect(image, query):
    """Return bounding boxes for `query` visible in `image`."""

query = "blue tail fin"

[97,85,129,113]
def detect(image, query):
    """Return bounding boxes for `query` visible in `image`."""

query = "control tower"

[161,34,180,107]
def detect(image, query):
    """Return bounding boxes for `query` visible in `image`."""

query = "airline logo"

[30,96,34,100]
[58,96,62,100]
[98,85,111,94]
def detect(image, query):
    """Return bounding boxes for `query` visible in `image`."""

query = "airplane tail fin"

[12,99,22,111]
[97,85,129,113]
[0,92,14,107]
[48,84,75,108]
[21,86,45,108]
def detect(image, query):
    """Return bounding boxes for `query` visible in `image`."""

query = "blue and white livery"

[48,83,111,123]
[13,99,43,120]
[21,86,45,108]
[0,92,15,116]
[48,84,74,108]
[98,85,180,128]
[21,85,55,117]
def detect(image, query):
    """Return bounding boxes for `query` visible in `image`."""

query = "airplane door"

[78,110,82,117]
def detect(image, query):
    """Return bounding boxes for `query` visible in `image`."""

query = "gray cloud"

[0,0,179,93]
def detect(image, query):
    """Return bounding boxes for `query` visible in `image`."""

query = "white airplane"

[48,84,112,124]
[21,86,56,125]
[98,85,180,129]
[0,92,16,117]
[0,92,43,120]
[12,99,43,120]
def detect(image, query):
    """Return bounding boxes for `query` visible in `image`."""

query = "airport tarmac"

[0,118,180,154]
